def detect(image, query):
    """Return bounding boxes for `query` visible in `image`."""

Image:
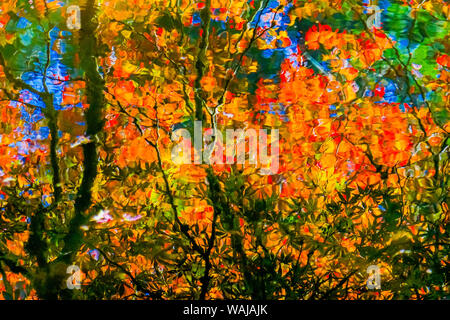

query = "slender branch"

[194,0,211,121]
[86,243,163,299]
[106,89,206,258]
[0,51,44,98]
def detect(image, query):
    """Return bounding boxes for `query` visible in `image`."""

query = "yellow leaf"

[121,30,132,39]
